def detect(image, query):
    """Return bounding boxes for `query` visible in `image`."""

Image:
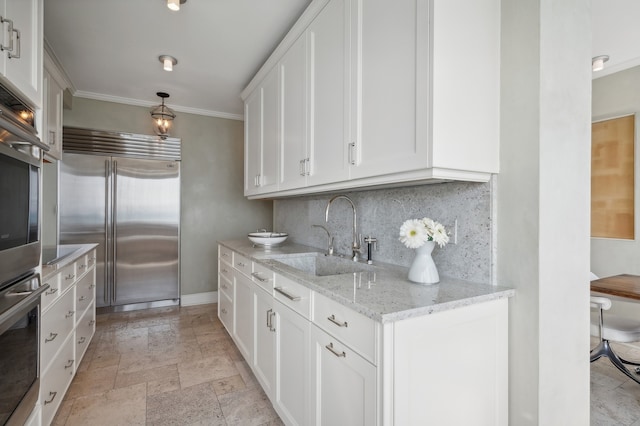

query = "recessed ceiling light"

[167,0,186,11]
[592,55,609,72]
[159,55,178,72]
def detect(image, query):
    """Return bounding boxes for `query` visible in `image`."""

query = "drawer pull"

[327,314,348,328]
[89,320,96,326]
[89,284,96,289]
[78,336,86,344]
[79,264,87,270]
[79,296,86,301]
[64,359,74,369]
[44,391,57,405]
[325,342,346,358]
[45,332,58,343]
[275,287,301,301]
[236,262,246,268]
[44,287,58,296]
[221,252,229,257]
[65,273,75,281]
[221,268,228,274]
[221,308,228,314]
[65,310,75,318]
[252,272,270,283]
[221,283,227,290]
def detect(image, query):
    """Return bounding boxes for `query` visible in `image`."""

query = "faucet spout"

[325,195,361,261]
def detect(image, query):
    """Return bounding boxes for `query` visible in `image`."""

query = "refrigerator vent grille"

[62,127,181,160]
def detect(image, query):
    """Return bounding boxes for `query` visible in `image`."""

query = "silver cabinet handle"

[327,314,348,328]
[65,310,75,318]
[65,274,75,281]
[305,158,310,176]
[266,308,273,328]
[44,391,57,405]
[89,320,96,326]
[348,142,356,165]
[0,17,13,53]
[236,262,246,268]
[251,272,269,283]
[79,296,86,301]
[8,27,19,59]
[64,359,74,369]
[89,284,96,289]
[45,287,58,296]
[325,342,346,358]
[79,264,87,270]
[221,282,228,290]
[275,287,301,301]
[221,268,228,274]
[78,336,86,344]
[221,252,229,258]
[45,332,58,343]
[221,308,228,314]
[299,159,304,176]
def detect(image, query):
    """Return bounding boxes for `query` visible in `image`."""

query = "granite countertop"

[41,244,99,280]
[219,239,514,323]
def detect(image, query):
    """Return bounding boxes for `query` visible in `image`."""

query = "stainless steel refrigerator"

[59,127,180,310]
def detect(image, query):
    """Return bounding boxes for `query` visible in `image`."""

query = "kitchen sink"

[271,253,375,277]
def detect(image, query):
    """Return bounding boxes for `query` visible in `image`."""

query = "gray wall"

[274,181,492,283]
[62,97,273,295]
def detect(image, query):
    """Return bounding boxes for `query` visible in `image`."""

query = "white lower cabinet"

[39,248,97,426]
[233,271,254,360]
[253,286,276,396]
[274,300,310,426]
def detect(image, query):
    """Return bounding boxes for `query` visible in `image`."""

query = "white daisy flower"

[432,223,450,248]
[399,219,429,249]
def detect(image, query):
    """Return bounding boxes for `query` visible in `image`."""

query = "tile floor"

[52,304,283,426]
[52,304,640,425]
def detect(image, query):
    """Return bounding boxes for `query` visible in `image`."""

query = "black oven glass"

[0,304,38,424]
[0,155,39,251]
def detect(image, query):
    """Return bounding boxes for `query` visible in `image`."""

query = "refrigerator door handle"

[104,159,110,305]
[112,160,117,304]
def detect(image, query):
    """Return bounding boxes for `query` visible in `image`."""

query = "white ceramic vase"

[408,240,440,284]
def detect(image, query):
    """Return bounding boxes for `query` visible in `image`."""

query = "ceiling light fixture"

[167,0,186,11]
[592,55,609,72]
[159,55,178,72]
[150,92,176,139]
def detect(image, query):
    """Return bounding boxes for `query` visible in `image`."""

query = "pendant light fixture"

[167,0,186,11]
[150,92,176,139]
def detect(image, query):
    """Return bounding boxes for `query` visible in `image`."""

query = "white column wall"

[499,0,592,423]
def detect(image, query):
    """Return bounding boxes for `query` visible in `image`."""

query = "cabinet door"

[244,88,262,196]
[306,0,350,187]
[45,69,63,159]
[4,0,41,107]
[274,300,311,426]
[233,272,254,361]
[253,286,275,397]
[310,324,376,426]
[261,66,279,193]
[349,0,429,179]
[279,34,308,191]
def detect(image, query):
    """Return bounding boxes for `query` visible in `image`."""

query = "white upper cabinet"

[242,0,499,199]
[0,0,42,108]
[43,51,65,160]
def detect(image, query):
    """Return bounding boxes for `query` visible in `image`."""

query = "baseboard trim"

[181,291,218,306]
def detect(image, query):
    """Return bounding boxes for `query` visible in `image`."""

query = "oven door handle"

[0,278,49,334]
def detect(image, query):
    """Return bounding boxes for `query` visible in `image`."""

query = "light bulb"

[163,58,173,71]
[167,0,180,11]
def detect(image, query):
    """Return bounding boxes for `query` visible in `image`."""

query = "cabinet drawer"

[219,258,234,283]
[274,273,311,319]
[76,255,91,278]
[41,288,76,372]
[219,290,233,333]
[233,253,252,277]
[41,273,61,312]
[219,273,233,300]
[76,272,96,320]
[76,305,96,363]
[87,249,97,268]
[312,292,377,364]
[58,263,77,293]
[251,262,275,292]
[41,335,75,426]
[219,245,233,262]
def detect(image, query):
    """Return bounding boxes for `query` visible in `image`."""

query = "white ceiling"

[44,0,637,120]
[44,0,311,120]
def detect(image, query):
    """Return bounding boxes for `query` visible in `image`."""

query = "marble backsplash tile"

[274,181,493,283]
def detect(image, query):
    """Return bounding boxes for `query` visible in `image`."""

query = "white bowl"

[248,232,288,246]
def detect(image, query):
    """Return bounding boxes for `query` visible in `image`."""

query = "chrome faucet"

[312,224,334,256]
[325,195,361,261]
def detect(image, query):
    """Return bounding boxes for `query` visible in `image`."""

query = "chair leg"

[591,340,640,384]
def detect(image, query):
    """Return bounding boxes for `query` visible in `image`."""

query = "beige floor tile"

[218,387,280,426]
[51,397,74,426]
[114,364,179,389]
[212,375,246,396]
[118,351,182,374]
[146,381,225,426]
[89,350,121,370]
[65,364,118,399]
[235,360,259,389]
[178,354,239,389]
[65,382,147,426]
[147,376,181,397]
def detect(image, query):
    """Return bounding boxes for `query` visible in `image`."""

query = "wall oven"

[0,84,49,425]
